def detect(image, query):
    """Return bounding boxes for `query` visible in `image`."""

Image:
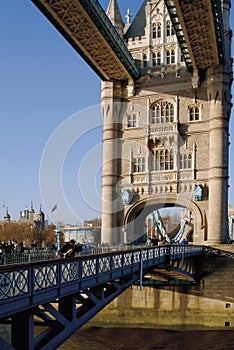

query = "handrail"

[0,245,203,320]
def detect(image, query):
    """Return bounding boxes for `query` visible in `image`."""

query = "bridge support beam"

[11,311,34,350]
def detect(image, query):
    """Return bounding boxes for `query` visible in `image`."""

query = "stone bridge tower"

[101,0,232,245]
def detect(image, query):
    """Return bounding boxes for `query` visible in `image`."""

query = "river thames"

[57,326,234,350]
[0,324,234,349]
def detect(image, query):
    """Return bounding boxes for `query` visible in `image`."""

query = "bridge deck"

[0,245,203,350]
[31,0,139,81]
[165,0,224,72]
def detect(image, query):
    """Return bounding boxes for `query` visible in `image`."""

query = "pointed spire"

[30,201,35,213]
[3,207,11,222]
[106,0,124,37]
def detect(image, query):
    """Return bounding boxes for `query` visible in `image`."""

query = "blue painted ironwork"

[31,0,139,81]
[171,218,187,243]
[165,0,224,71]
[152,210,171,244]
[0,245,203,349]
[164,0,193,71]
[79,0,138,78]
[210,0,225,62]
[0,250,57,266]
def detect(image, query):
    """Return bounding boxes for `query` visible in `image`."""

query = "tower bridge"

[0,0,233,348]
[31,0,232,247]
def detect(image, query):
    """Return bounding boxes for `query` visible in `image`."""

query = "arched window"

[152,23,156,38]
[189,106,200,121]
[151,101,174,124]
[152,23,161,38]
[150,150,174,171]
[165,150,174,170]
[133,157,146,172]
[166,49,175,64]
[152,52,161,66]
[179,153,192,169]
[166,21,175,36]
[152,52,156,67]
[143,53,148,68]
[127,114,137,128]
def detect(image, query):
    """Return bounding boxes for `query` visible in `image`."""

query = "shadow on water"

[1,324,234,349]
[57,325,234,350]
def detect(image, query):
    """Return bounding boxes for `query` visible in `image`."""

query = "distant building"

[84,218,101,228]
[2,203,48,228]
[62,219,101,245]
[20,202,34,223]
[35,205,47,230]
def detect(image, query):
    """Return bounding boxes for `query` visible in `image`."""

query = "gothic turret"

[29,201,35,223]
[36,205,45,223]
[3,207,11,222]
[106,0,124,38]
[35,205,45,231]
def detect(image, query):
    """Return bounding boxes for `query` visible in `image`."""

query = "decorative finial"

[125,9,132,24]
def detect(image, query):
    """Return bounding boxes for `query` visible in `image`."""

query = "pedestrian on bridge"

[59,239,82,258]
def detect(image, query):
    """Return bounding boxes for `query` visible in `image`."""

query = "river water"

[57,326,234,350]
[0,324,234,349]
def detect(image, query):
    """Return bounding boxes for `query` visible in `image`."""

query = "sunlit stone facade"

[101,0,232,245]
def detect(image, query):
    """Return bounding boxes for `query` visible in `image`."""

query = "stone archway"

[124,195,206,244]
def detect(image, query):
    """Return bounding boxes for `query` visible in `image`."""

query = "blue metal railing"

[0,245,203,320]
[0,250,56,266]
[0,244,142,266]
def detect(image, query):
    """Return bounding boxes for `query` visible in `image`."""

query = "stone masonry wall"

[90,246,234,329]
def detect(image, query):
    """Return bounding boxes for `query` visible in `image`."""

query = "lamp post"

[54,222,60,253]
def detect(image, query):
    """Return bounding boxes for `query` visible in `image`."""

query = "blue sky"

[0,1,233,225]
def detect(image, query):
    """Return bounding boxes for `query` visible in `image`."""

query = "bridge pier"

[101,80,124,244]
[91,246,234,329]
[207,66,229,244]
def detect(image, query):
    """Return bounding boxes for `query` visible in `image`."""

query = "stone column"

[207,66,229,244]
[101,80,123,245]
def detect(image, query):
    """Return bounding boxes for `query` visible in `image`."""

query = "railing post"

[166,245,171,269]
[57,259,62,290]
[140,249,143,291]
[78,257,83,281]
[96,255,100,280]
[28,265,34,299]
[110,252,113,278]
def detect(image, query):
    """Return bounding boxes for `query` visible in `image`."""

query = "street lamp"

[54,222,60,253]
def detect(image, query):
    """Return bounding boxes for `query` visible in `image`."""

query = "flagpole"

[56,221,60,253]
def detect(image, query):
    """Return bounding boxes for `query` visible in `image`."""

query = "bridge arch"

[123,195,206,244]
